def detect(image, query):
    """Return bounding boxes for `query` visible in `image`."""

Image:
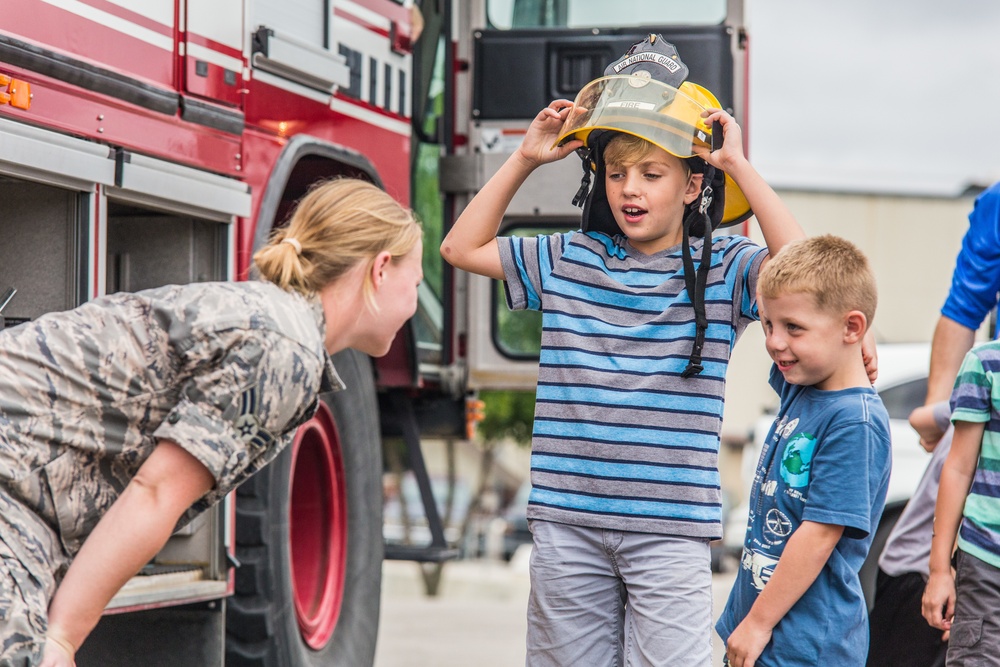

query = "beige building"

[722,188,981,442]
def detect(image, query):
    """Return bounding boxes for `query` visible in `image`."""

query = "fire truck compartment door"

[249,0,348,93]
[251,26,351,93]
[251,0,324,50]
[108,152,251,222]
[0,116,115,191]
[184,0,245,107]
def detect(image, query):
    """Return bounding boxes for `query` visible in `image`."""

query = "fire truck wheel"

[226,348,383,667]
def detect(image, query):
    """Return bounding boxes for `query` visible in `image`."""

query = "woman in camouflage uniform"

[0,178,423,667]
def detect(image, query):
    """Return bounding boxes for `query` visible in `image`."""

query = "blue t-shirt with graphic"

[716,366,891,666]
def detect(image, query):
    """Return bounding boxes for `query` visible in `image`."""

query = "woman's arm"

[42,439,215,666]
[725,521,844,667]
[922,420,984,631]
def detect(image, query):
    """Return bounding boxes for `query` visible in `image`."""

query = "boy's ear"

[684,173,704,205]
[843,310,868,344]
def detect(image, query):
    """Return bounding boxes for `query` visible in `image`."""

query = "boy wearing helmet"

[442,36,806,665]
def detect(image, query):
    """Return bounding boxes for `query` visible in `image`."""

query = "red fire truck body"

[3,0,414,265]
[0,1,747,664]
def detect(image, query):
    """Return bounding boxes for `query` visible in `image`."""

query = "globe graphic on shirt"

[780,432,817,488]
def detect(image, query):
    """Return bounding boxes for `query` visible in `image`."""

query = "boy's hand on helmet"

[694,109,747,173]
[517,100,583,168]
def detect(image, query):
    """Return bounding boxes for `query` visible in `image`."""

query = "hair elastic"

[281,237,303,255]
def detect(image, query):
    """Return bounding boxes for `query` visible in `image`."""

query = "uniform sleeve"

[497,233,561,312]
[951,348,992,424]
[801,418,890,539]
[153,329,323,495]
[941,185,1000,332]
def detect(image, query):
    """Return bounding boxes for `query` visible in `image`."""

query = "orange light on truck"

[465,397,485,440]
[7,79,31,110]
[0,75,31,110]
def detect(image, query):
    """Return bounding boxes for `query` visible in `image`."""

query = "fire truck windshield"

[487,0,727,30]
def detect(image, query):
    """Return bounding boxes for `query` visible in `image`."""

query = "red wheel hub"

[289,402,348,649]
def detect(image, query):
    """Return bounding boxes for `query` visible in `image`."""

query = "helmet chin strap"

[680,165,715,379]
[572,140,716,379]
[572,146,593,208]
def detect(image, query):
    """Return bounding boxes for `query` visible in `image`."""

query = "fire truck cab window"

[492,225,570,358]
[487,0,726,29]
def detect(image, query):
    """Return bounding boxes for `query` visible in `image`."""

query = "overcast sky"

[746,0,1000,196]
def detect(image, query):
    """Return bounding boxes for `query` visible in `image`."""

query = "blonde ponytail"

[253,178,421,301]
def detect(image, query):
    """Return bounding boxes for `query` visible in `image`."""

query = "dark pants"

[867,568,947,667]
[946,549,1000,667]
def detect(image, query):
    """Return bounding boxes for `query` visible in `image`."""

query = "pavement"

[374,547,737,666]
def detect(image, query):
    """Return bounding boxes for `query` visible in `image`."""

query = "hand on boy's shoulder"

[861,334,878,384]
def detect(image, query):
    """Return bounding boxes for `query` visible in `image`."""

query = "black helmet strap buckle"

[699,182,713,215]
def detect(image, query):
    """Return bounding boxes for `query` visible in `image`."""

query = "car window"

[878,377,928,421]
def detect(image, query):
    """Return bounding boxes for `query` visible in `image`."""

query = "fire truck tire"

[225,348,383,667]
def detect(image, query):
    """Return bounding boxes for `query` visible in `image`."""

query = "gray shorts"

[947,549,1000,667]
[0,540,46,666]
[526,520,712,667]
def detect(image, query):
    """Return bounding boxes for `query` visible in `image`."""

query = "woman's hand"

[515,100,583,167]
[40,633,76,667]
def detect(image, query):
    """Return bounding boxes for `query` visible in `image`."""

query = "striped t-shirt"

[951,339,1000,568]
[498,230,767,539]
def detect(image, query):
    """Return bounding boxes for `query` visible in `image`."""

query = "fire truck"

[0,1,745,664]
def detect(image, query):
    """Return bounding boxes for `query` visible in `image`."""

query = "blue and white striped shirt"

[499,230,766,539]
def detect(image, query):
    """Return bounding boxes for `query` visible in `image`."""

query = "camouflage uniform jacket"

[0,281,343,591]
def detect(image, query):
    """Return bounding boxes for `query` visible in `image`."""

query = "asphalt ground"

[374,549,737,666]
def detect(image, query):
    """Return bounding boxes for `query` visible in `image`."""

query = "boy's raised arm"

[725,521,844,667]
[695,110,805,259]
[440,101,582,281]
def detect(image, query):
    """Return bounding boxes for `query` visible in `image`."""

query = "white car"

[723,343,932,607]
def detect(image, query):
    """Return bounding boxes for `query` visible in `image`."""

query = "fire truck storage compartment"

[472,25,735,120]
[0,177,84,323]
[106,202,228,293]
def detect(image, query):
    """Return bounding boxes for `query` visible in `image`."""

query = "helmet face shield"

[555,76,714,158]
